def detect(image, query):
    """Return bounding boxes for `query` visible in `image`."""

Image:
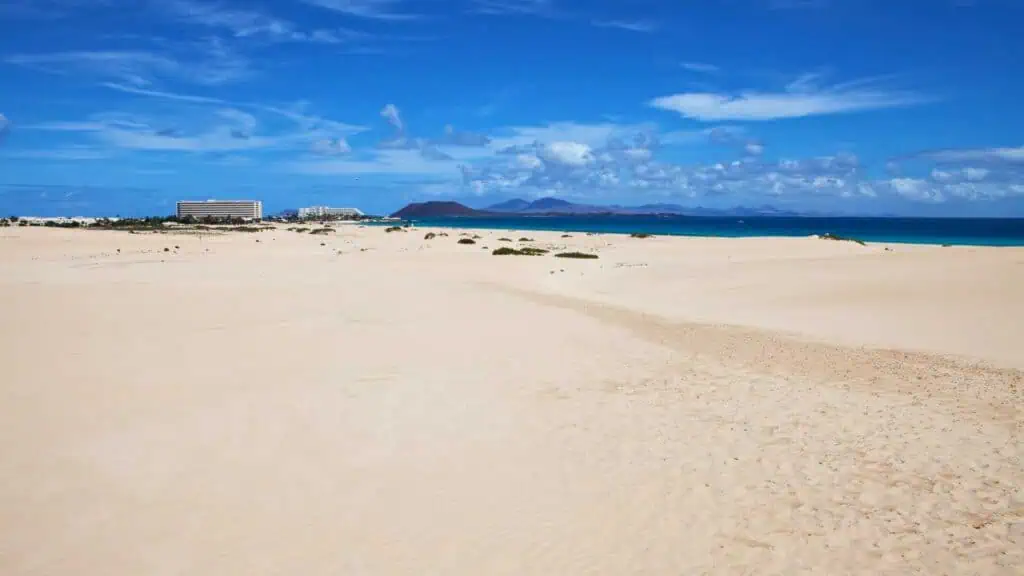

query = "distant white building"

[177,200,262,220]
[298,206,364,219]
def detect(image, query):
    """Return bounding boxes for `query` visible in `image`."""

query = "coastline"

[1,225,1021,574]
[401,214,1024,247]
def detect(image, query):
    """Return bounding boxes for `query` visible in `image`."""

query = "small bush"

[630,233,653,238]
[561,234,572,238]
[472,234,482,239]
[424,232,437,240]
[518,237,533,242]
[309,228,334,235]
[819,233,866,246]
[555,251,598,259]
[493,246,549,256]
[163,247,170,252]
[457,238,476,245]
[498,237,512,242]
[385,226,404,233]
[439,232,449,237]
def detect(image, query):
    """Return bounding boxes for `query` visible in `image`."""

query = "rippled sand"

[1,224,1021,574]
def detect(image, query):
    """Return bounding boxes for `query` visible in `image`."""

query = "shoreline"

[398,217,1024,247]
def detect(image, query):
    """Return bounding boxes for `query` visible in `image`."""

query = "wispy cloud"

[592,19,657,32]
[912,146,1024,164]
[29,100,366,156]
[2,145,113,161]
[680,61,720,74]
[0,113,9,145]
[102,82,227,104]
[6,39,251,87]
[380,103,404,133]
[649,74,928,121]
[163,0,369,44]
[299,0,421,20]
[469,0,556,17]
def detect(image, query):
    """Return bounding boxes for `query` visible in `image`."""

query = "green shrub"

[457,238,476,245]
[555,251,598,259]
[424,232,437,240]
[498,237,512,242]
[492,246,549,256]
[561,234,572,238]
[819,233,866,246]
[518,237,533,242]
[630,233,653,238]
[385,226,404,233]
[309,228,334,235]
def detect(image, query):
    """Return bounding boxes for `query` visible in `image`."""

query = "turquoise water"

[402,215,1024,246]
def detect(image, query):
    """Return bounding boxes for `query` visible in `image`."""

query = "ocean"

[400,215,1024,247]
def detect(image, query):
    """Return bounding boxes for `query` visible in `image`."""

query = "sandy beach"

[1,223,1021,575]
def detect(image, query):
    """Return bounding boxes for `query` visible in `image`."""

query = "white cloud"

[30,103,365,155]
[0,113,9,144]
[163,0,366,44]
[516,154,543,170]
[964,167,989,181]
[7,39,250,86]
[380,103,403,133]
[917,146,1024,164]
[680,61,720,74]
[542,141,594,166]
[489,121,655,151]
[649,75,927,121]
[311,138,352,155]
[101,82,227,104]
[299,0,420,20]
[469,0,555,17]
[744,142,765,156]
[592,19,657,32]
[288,149,462,175]
[889,178,942,202]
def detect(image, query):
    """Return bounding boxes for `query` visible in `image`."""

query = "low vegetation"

[630,233,653,238]
[385,226,404,233]
[561,234,572,238]
[457,238,476,245]
[309,228,334,235]
[555,251,598,259]
[518,237,533,242]
[492,247,549,256]
[424,232,437,240]
[819,233,866,246]
[498,237,512,242]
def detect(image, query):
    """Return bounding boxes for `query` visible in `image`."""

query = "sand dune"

[1,224,1021,574]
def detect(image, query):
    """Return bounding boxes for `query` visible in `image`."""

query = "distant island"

[390,197,807,219]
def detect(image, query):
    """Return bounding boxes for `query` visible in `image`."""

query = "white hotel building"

[298,206,364,219]
[176,200,263,220]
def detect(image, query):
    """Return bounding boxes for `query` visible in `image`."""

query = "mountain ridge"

[388,198,815,218]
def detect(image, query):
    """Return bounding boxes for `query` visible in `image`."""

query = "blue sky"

[1,0,1023,217]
